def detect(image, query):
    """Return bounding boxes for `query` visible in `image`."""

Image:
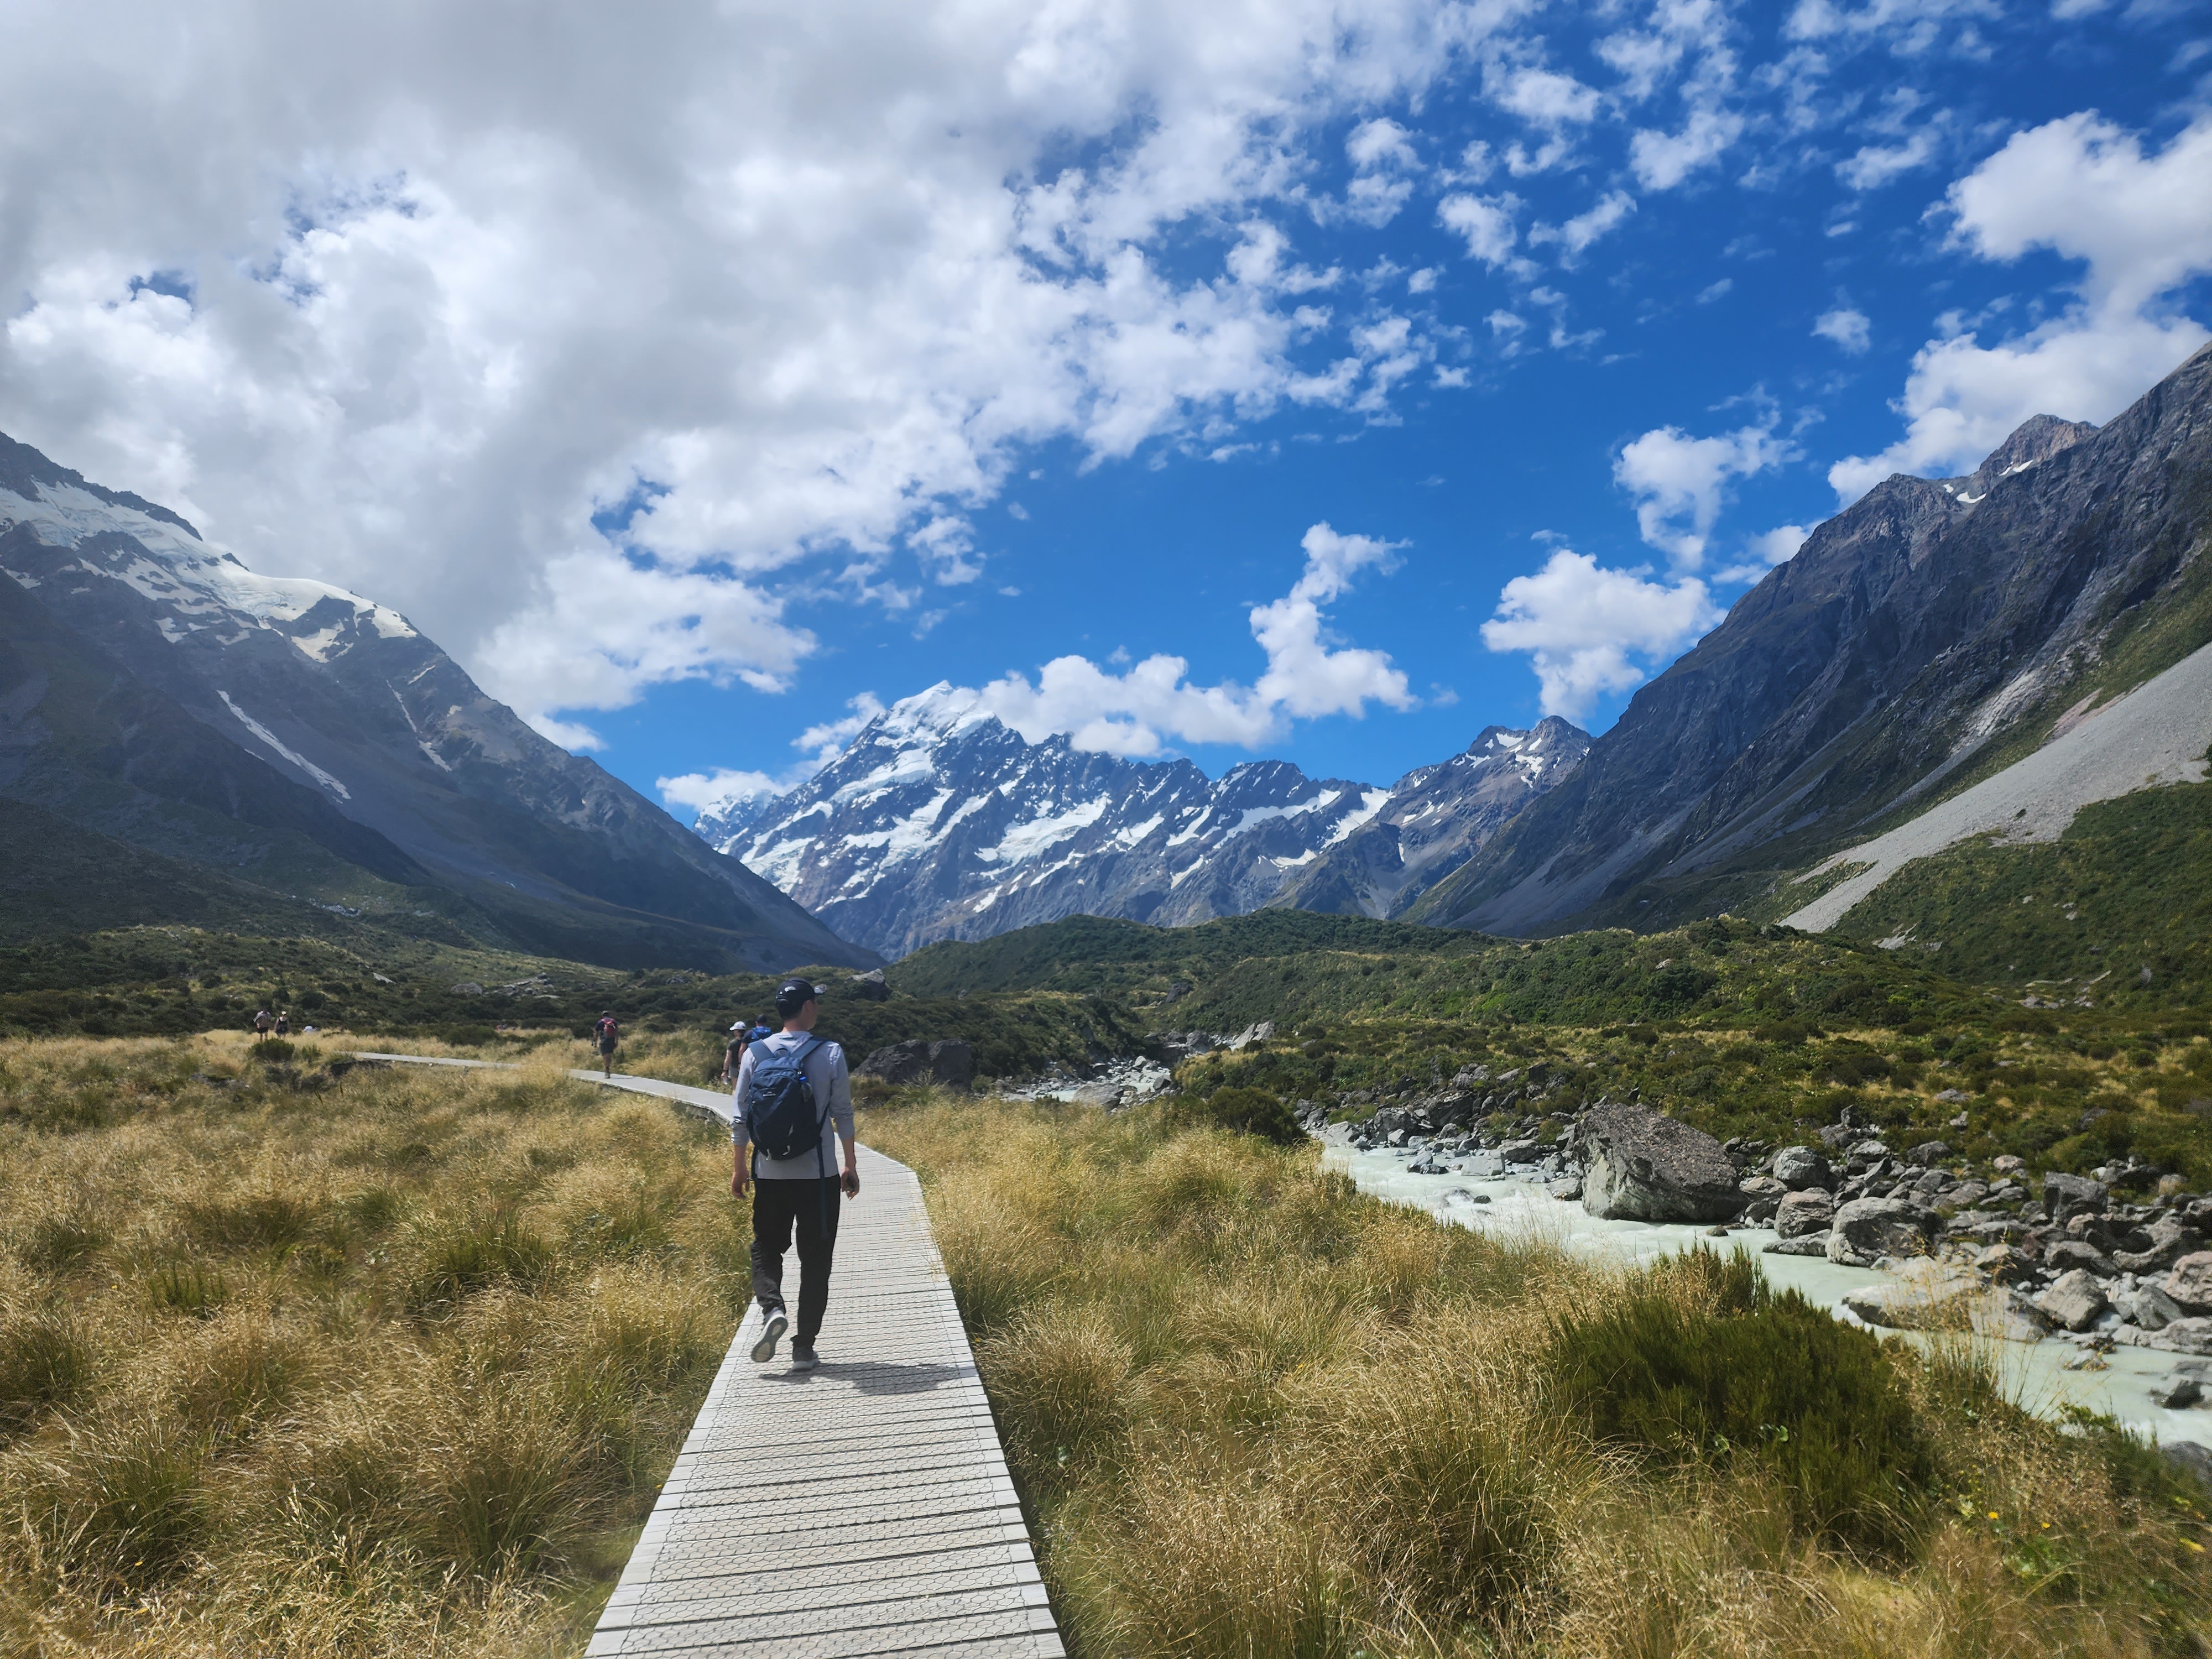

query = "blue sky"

[2,1,2206,818]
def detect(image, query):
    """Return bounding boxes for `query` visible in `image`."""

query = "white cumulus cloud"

[959,521,1414,755]
[1813,305,1872,352]
[1480,550,1721,718]
[1528,190,1639,260]
[656,767,786,814]
[1630,108,1745,190]
[1830,112,2212,499]
[1438,192,1523,266]
[655,689,888,812]
[1614,420,1796,567]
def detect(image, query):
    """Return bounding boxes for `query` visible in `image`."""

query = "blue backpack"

[747,1035,828,1164]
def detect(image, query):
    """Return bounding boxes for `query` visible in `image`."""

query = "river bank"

[1327,1141,2212,1452]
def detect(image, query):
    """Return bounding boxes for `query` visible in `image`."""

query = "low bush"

[1182,1083,1304,1144]
[404,1208,553,1314]
[0,1312,89,1432]
[1547,1246,1932,1555]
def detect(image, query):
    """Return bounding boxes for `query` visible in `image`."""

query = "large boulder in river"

[1578,1104,1745,1223]
[856,1039,974,1091]
[1771,1145,1833,1191]
[1775,1189,1835,1240]
[1825,1197,1941,1266]
[2035,1269,2110,1333]
[2163,1252,2212,1314]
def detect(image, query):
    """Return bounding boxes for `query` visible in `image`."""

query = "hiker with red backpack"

[592,1011,620,1077]
[730,977,857,1373]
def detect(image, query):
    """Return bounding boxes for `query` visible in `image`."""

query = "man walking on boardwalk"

[731,977,859,1372]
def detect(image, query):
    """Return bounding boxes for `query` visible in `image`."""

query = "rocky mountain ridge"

[693,685,1588,959]
[0,432,870,971]
[1409,343,2212,938]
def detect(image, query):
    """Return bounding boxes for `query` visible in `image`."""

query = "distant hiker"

[593,1011,620,1078]
[253,1008,272,1037]
[274,1010,291,1037]
[721,1016,775,1083]
[731,978,857,1373]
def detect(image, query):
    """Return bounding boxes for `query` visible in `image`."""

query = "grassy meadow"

[868,1093,2212,1658]
[0,1035,744,1658]
[9,1029,2212,1656]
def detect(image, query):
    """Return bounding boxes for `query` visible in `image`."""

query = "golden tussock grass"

[865,1094,2212,1659]
[0,1034,744,1657]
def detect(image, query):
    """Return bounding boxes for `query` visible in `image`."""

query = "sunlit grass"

[0,1034,744,1657]
[868,1093,2212,1658]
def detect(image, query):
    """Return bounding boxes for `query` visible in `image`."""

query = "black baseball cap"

[775,977,820,1015]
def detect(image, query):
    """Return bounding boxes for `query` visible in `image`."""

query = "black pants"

[750,1176,843,1344]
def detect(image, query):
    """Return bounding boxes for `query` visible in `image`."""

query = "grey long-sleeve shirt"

[732,1029,854,1178]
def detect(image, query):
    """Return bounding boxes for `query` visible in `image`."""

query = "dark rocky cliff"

[1411,343,2211,935]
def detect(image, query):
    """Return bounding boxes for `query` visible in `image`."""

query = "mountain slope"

[1274,717,1589,919]
[0,432,872,971]
[1410,343,2212,938]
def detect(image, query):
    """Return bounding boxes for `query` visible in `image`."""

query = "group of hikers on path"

[251,1008,293,1037]
[588,982,858,1374]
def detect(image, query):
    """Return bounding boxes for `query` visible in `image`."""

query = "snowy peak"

[693,698,1398,958]
[0,440,420,667]
[1272,717,1592,921]
[877,680,995,740]
[1468,714,1587,784]
[692,700,1585,956]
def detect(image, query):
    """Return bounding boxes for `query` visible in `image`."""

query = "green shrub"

[185,1192,318,1253]
[150,1260,229,1318]
[22,1213,105,1270]
[406,1210,552,1314]
[426,1389,594,1573]
[19,1408,211,1587]
[248,1037,294,1062]
[1547,1248,1931,1555]
[0,1311,90,1431]
[1187,1086,1303,1146]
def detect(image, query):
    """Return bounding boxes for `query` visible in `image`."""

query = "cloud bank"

[0,0,1512,743]
[1830,114,2212,500]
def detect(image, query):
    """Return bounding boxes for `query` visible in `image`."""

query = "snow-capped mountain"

[0,431,870,971]
[693,684,1584,958]
[1276,717,1592,918]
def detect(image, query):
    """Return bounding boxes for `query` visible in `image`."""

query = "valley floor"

[7,1037,2212,1657]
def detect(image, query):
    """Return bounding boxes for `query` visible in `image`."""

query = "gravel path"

[1783,639,2212,933]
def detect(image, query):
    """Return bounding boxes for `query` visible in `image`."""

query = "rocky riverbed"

[1313,1084,2212,1452]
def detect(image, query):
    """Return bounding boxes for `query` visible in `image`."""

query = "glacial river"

[1328,1144,2212,1452]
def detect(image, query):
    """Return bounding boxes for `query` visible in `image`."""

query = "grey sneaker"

[750,1310,787,1364]
[790,1345,819,1372]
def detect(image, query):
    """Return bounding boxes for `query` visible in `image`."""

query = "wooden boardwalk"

[354,1053,1064,1657]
